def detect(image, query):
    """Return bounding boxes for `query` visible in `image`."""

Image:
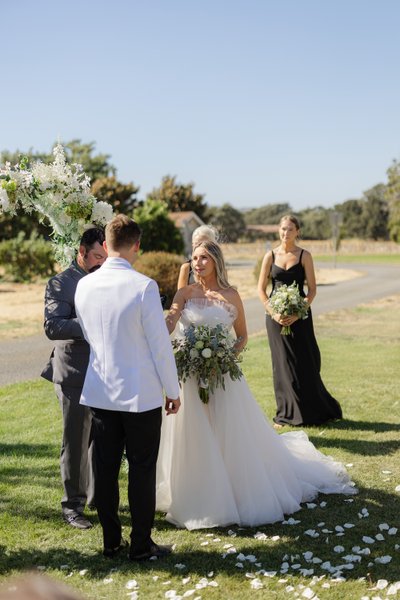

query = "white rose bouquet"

[269,282,309,336]
[172,323,244,404]
[0,144,113,266]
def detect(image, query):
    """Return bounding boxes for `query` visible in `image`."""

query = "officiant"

[41,227,107,530]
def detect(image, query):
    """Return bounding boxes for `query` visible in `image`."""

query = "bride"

[156,241,356,530]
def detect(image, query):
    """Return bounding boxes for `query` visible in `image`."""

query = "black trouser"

[90,406,162,552]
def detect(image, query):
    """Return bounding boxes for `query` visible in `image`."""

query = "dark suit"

[41,260,94,515]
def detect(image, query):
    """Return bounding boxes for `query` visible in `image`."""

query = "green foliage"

[147,175,208,221]
[133,199,184,254]
[0,232,56,282]
[385,159,400,242]
[62,139,115,182]
[334,198,364,238]
[135,251,183,308]
[361,184,389,240]
[208,203,246,242]
[297,206,331,239]
[91,176,141,213]
[243,203,292,225]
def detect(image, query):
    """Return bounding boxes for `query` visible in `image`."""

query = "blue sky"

[2,0,400,211]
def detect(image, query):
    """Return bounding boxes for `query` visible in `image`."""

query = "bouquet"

[172,323,244,403]
[0,144,113,266]
[269,282,309,336]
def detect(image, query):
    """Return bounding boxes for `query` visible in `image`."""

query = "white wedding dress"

[156,298,356,530]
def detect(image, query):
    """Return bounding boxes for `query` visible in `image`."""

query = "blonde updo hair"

[192,241,231,289]
[191,225,218,247]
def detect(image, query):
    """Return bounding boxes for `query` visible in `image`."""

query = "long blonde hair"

[193,241,231,289]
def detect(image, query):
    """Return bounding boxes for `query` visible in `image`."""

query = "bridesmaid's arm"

[257,252,274,317]
[230,290,248,354]
[303,250,317,306]
[165,288,186,334]
[177,262,190,290]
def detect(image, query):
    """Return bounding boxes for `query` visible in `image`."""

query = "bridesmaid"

[257,215,342,427]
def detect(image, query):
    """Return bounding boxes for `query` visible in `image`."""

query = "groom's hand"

[165,397,181,415]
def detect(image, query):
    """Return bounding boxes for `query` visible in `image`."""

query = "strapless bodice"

[179,298,238,331]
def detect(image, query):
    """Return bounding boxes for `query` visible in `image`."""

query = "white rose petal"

[375,533,385,541]
[334,546,345,553]
[250,578,263,589]
[375,579,388,590]
[395,485,400,493]
[362,536,375,544]
[306,503,317,509]
[126,580,138,590]
[304,529,319,538]
[301,588,315,599]
[375,555,392,564]
[387,582,400,595]
[388,527,398,535]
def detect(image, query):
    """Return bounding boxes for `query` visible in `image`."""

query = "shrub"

[135,251,183,309]
[0,232,56,282]
[133,199,184,254]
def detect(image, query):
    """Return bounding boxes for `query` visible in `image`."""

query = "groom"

[75,214,180,560]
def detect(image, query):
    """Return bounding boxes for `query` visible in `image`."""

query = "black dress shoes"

[103,539,129,558]
[62,512,93,530]
[129,542,172,561]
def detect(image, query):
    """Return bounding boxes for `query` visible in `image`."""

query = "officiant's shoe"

[103,539,129,558]
[62,512,93,530]
[129,542,172,561]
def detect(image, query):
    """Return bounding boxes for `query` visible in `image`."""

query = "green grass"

[314,253,400,265]
[1,304,400,600]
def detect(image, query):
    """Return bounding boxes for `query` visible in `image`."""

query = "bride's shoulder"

[219,286,243,310]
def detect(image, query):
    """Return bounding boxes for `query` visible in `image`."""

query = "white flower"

[0,188,10,211]
[201,348,212,358]
[189,348,199,359]
[91,200,113,225]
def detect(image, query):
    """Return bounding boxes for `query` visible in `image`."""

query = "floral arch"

[0,144,113,266]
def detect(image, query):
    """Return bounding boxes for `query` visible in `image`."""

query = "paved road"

[1,263,399,387]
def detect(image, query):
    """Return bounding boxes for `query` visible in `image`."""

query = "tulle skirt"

[156,375,356,530]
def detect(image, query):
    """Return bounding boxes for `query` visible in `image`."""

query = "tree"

[243,203,292,225]
[334,199,364,238]
[91,176,141,214]
[385,160,400,243]
[361,184,389,240]
[133,199,184,254]
[147,175,207,221]
[297,207,331,240]
[207,203,246,242]
[62,139,115,182]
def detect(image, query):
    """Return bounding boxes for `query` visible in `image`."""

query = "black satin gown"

[265,250,342,426]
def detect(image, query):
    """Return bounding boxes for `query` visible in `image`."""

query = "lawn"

[0,301,399,600]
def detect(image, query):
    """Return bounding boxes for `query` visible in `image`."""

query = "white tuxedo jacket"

[75,257,180,412]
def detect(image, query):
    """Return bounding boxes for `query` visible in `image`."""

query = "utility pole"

[330,211,343,268]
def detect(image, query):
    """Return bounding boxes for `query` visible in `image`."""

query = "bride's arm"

[165,289,186,334]
[230,290,248,354]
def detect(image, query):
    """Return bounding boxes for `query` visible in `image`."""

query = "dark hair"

[105,214,141,250]
[79,227,105,252]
